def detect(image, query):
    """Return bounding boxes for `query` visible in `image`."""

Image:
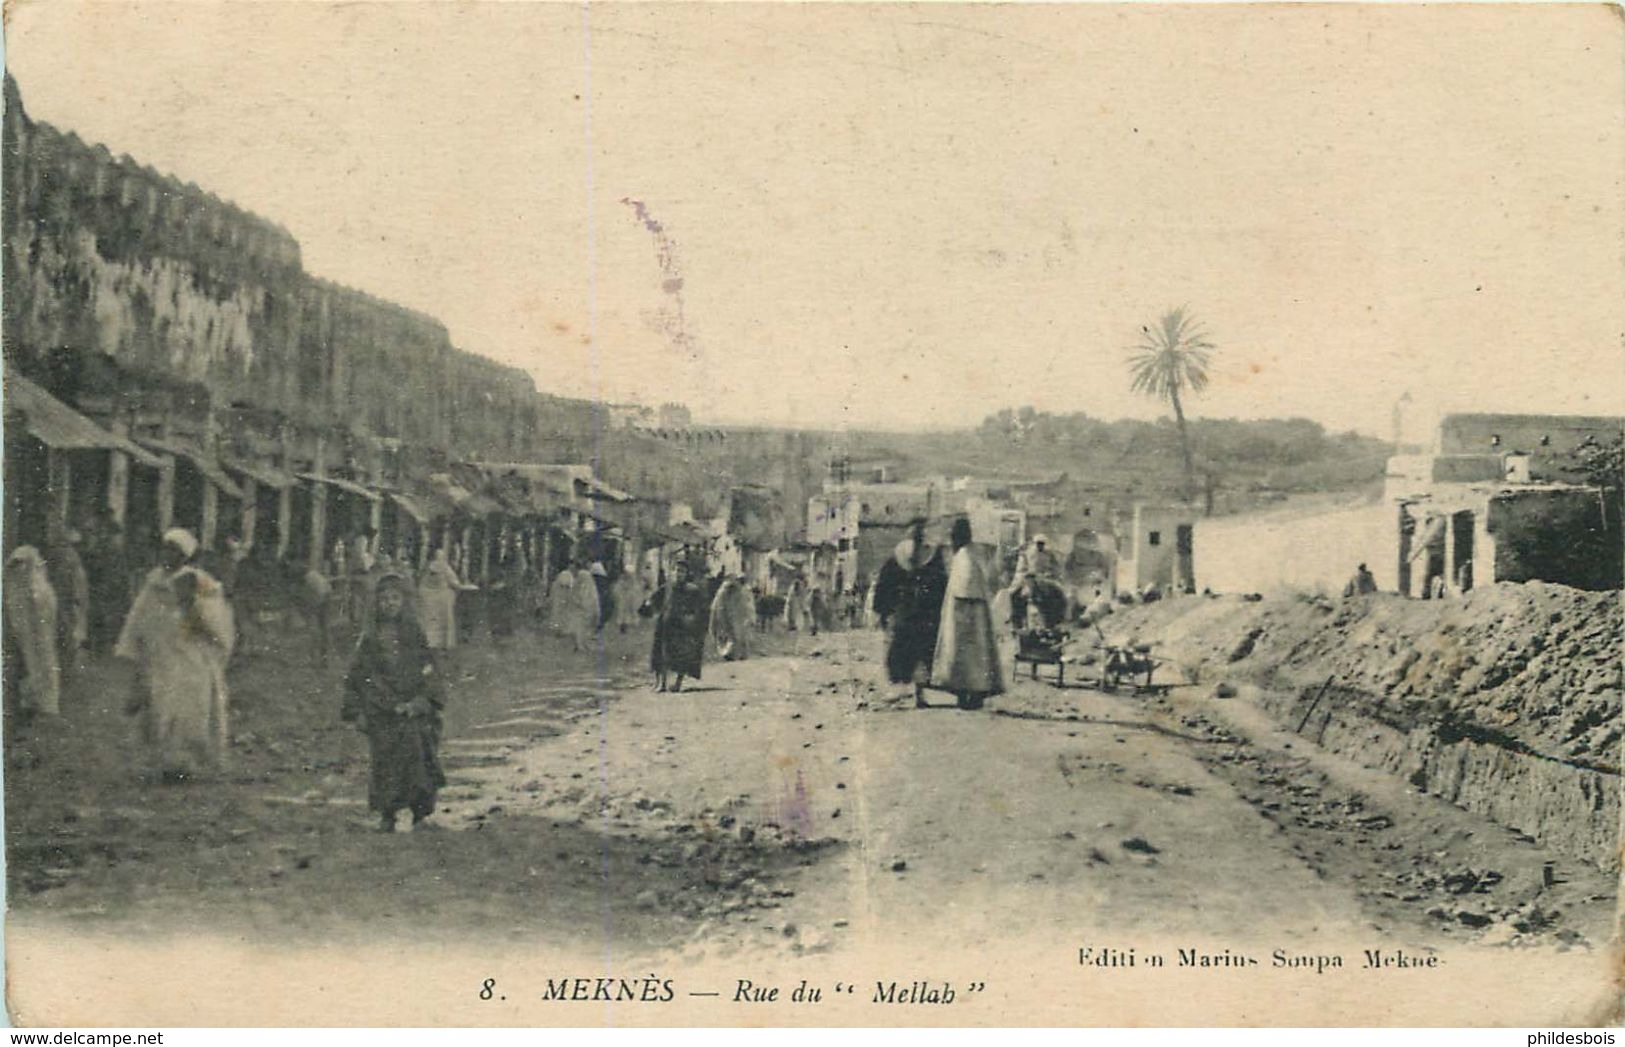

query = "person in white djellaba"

[115,528,236,782]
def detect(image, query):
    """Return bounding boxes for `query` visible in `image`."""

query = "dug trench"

[1133,686,1616,950]
[1093,582,1620,947]
[1106,583,1621,871]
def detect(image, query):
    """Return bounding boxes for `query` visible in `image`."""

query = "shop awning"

[463,492,504,517]
[296,473,381,501]
[221,456,296,490]
[581,477,634,503]
[575,508,626,533]
[387,491,432,525]
[426,472,516,518]
[646,521,710,545]
[5,371,161,466]
[134,437,245,500]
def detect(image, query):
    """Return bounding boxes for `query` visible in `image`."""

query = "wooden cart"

[1097,642,1160,693]
[1013,627,1071,686]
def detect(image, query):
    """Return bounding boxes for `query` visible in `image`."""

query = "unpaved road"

[6,616,1617,1025]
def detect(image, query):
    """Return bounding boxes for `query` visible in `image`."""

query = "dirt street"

[5,612,1617,1025]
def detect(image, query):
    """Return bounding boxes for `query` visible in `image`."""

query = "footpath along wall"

[1107,583,1621,870]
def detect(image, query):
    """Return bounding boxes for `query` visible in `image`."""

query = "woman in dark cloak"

[641,558,709,692]
[342,572,447,832]
[871,518,948,708]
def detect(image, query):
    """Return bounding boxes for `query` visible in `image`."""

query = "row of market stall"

[1,368,701,593]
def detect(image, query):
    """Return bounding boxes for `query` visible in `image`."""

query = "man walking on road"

[872,517,947,709]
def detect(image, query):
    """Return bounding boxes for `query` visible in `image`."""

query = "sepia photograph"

[1,0,1621,1029]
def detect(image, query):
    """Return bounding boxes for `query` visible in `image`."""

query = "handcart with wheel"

[1013,626,1072,686]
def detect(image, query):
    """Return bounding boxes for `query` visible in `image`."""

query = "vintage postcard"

[1,0,1621,1028]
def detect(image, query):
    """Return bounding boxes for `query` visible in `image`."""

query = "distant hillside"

[821,410,1391,519]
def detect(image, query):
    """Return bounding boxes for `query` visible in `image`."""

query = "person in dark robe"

[488,538,524,641]
[871,518,948,708]
[342,572,447,832]
[45,529,89,680]
[81,510,131,654]
[1015,573,1068,631]
[808,585,829,636]
[641,559,709,693]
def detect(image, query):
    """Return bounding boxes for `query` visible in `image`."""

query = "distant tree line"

[977,408,1379,471]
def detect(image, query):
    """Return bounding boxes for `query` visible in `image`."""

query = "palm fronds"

[1127,307,1215,402]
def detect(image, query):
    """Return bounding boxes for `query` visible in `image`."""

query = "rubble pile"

[1114,582,1621,766]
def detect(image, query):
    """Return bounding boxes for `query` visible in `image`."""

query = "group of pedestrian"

[548,560,604,652]
[4,507,663,835]
[8,506,1011,840]
[2,514,127,726]
[873,516,1005,711]
[5,527,241,783]
[777,574,862,635]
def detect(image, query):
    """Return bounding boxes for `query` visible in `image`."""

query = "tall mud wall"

[0,77,826,528]
[1,77,597,460]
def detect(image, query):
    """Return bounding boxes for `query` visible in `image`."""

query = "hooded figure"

[343,572,447,832]
[611,567,642,633]
[418,547,469,650]
[4,546,61,720]
[709,574,754,660]
[931,517,1004,710]
[871,518,948,707]
[570,565,603,650]
[115,529,235,780]
[784,575,807,632]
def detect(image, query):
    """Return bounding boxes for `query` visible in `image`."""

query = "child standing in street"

[343,572,447,832]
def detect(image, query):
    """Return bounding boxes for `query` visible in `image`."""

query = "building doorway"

[1451,510,1475,593]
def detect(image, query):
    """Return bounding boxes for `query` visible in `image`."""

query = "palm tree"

[1127,307,1216,505]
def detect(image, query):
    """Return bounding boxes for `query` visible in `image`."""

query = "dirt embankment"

[1100,583,1622,870]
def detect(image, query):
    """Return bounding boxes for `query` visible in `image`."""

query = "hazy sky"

[7,3,1623,434]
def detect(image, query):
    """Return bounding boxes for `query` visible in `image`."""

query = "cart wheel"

[1031,662,1039,680]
